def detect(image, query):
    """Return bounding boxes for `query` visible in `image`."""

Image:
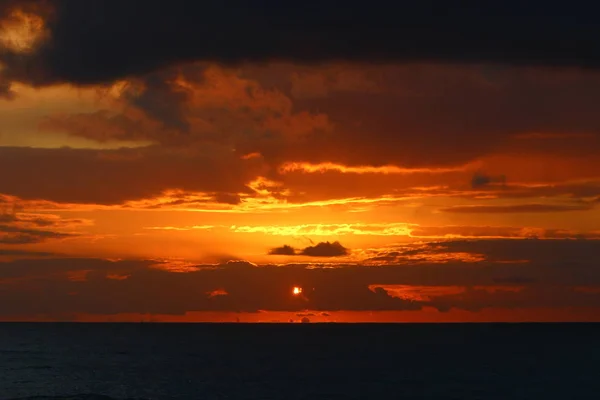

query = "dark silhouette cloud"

[471,171,506,188]
[268,245,296,256]
[300,241,349,257]
[3,0,600,91]
[269,241,349,257]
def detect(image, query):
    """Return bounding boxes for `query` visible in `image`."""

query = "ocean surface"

[1,323,599,399]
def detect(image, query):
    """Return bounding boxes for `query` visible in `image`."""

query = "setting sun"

[293,287,302,296]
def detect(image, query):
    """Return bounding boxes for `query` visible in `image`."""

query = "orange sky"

[1,5,600,322]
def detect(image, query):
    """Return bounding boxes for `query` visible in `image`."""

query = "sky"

[1,0,600,322]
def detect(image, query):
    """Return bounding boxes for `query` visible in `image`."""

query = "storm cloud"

[2,1,600,90]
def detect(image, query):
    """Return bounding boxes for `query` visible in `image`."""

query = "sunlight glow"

[279,161,474,175]
[0,9,47,53]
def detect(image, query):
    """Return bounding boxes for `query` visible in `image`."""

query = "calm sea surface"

[1,323,599,399]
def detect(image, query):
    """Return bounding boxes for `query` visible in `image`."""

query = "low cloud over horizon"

[1,238,600,319]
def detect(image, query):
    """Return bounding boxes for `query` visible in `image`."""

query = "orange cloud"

[279,162,471,175]
[440,204,594,213]
[207,288,228,298]
[233,223,414,237]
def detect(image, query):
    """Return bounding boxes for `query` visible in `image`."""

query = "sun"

[292,286,302,295]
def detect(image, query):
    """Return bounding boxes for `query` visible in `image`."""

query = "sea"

[1,323,599,399]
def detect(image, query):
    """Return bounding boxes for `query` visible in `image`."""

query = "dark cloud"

[0,248,59,257]
[13,61,600,185]
[428,285,600,313]
[1,239,600,316]
[432,239,600,266]
[0,146,259,204]
[0,209,85,245]
[3,1,600,90]
[493,276,537,285]
[301,241,349,257]
[466,181,600,202]
[268,245,296,256]
[269,242,349,257]
[211,193,242,205]
[362,239,600,268]
[0,224,75,244]
[471,171,506,188]
[439,204,594,214]
[38,110,148,143]
[122,71,192,131]
[274,65,600,168]
[0,209,86,229]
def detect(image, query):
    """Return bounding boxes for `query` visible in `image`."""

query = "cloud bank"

[2,0,600,92]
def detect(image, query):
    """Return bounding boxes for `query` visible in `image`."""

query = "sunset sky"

[1,1,600,322]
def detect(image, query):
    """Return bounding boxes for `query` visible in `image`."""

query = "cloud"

[464,180,600,202]
[3,1,600,92]
[280,162,467,175]
[0,224,75,244]
[0,146,259,204]
[207,289,228,298]
[427,285,600,313]
[0,207,87,245]
[493,276,537,285]
[360,238,600,268]
[296,313,315,317]
[38,110,151,143]
[410,225,600,240]
[144,225,216,232]
[301,241,349,257]
[2,63,600,211]
[0,248,59,257]
[268,245,296,256]
[439,204,594,214]
[123,71,192,132]
[0,238,599,316]
[471,171,506,188]
[236,223,413,237]
[268,241,350,257]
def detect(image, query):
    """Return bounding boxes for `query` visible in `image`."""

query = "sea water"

[1,323,599,399]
